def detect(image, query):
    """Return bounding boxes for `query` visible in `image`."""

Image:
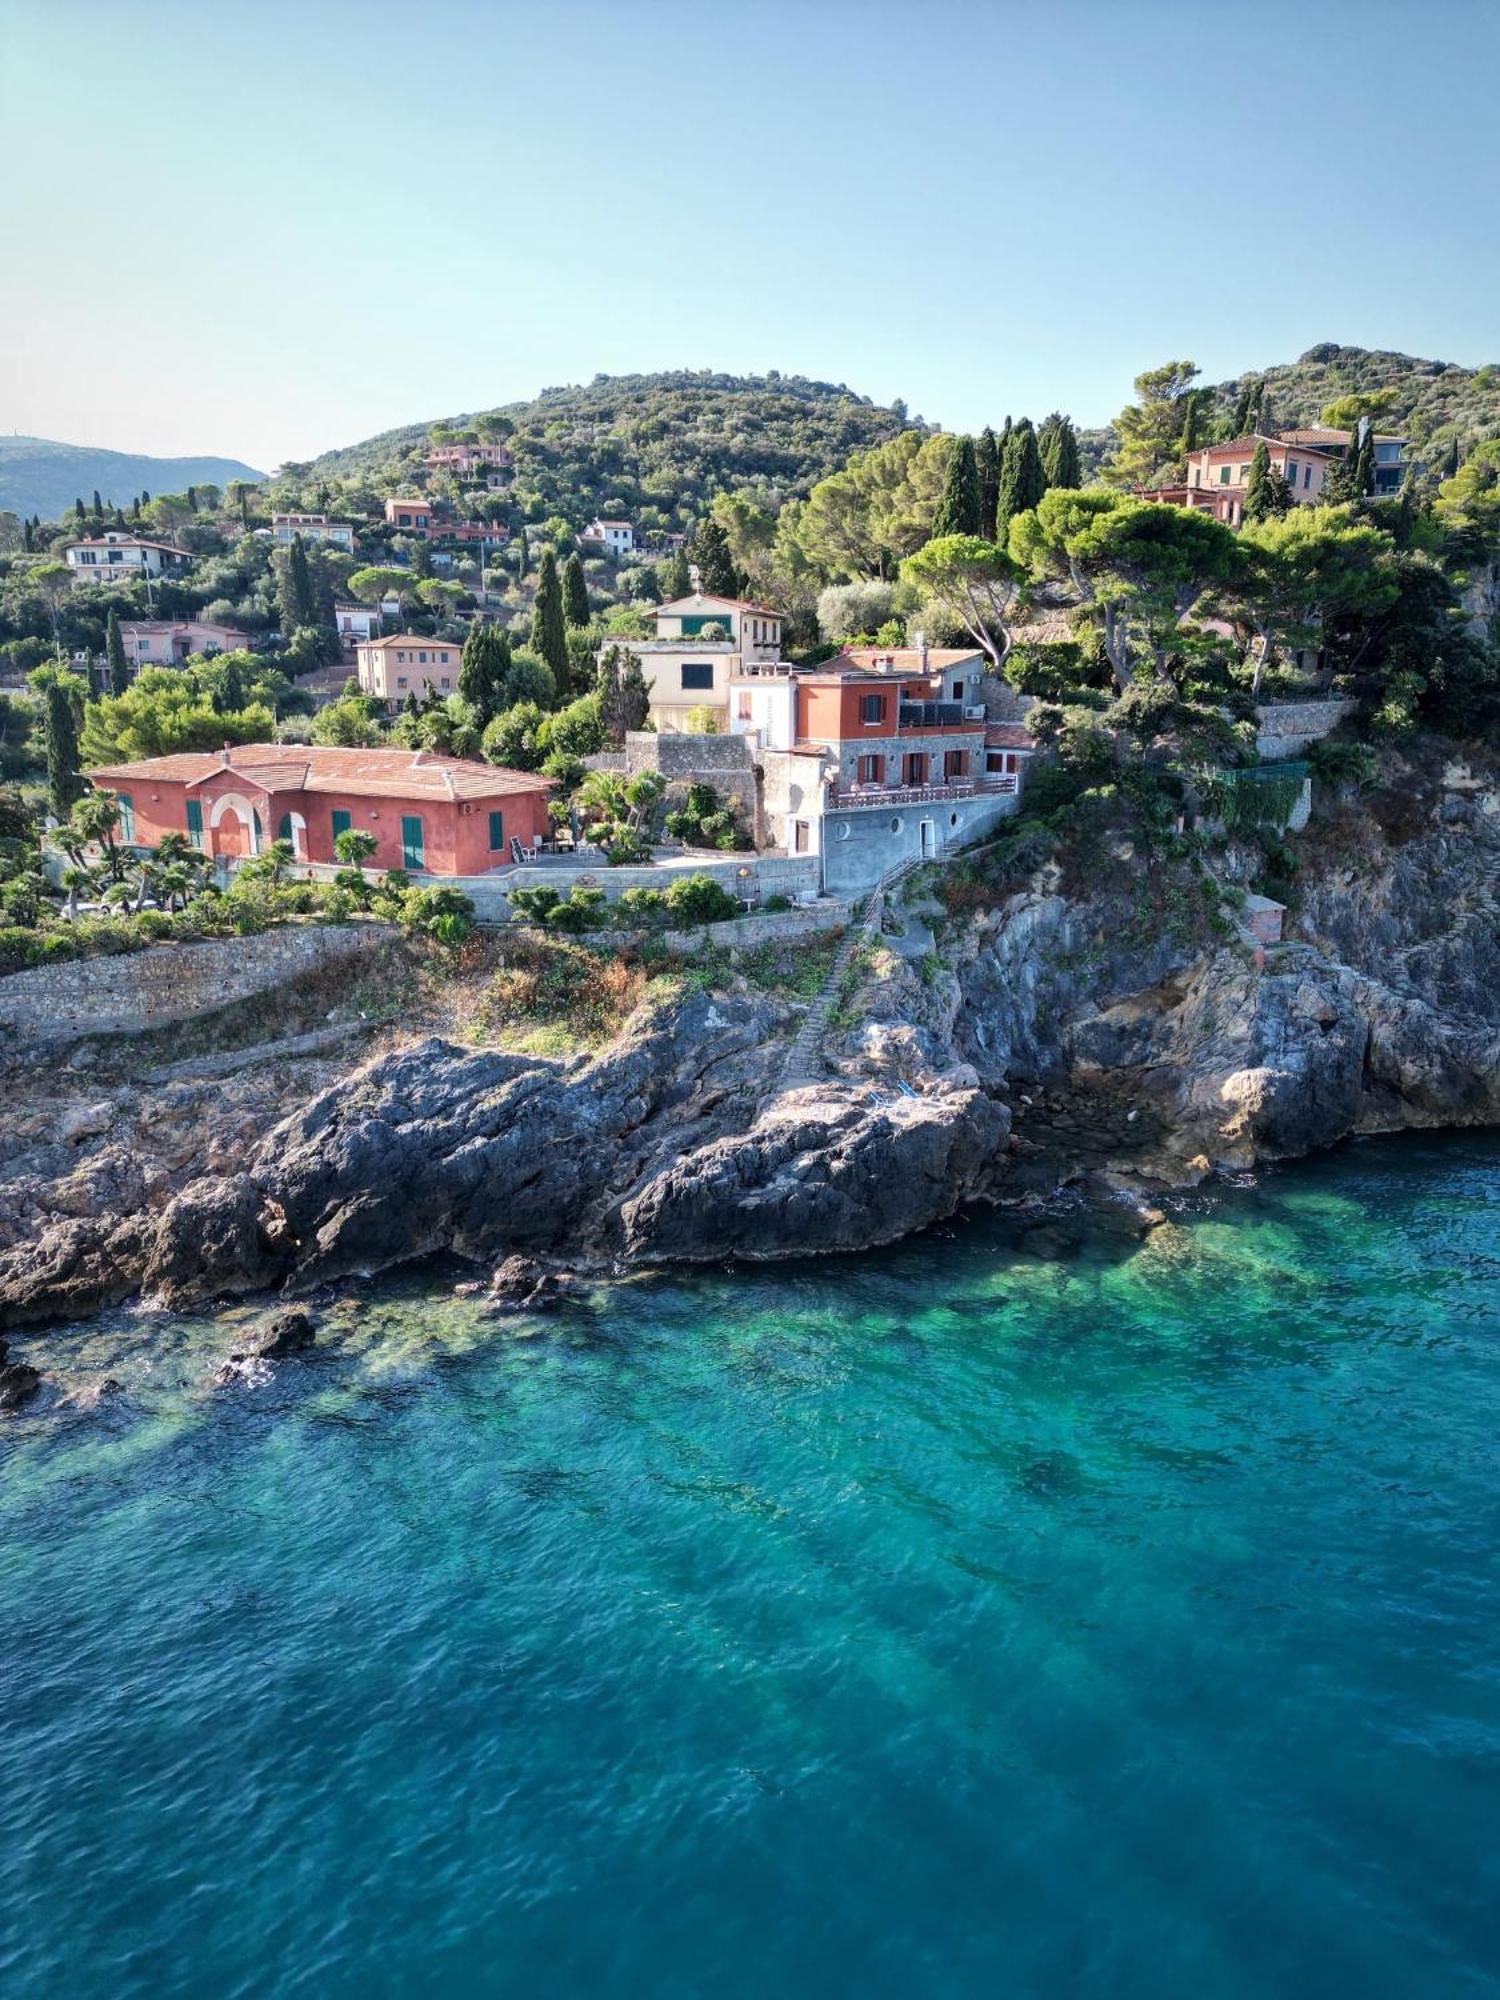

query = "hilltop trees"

[1009,490,1238,688]
[81,667,274,765]
[931,436,983,539]
[1105,361,1203,488]
[1218,508,1400,693]
[995,421,1047,542]
[1038,414,1081,489]
[783,431,953,580]
[900,536,1022,672]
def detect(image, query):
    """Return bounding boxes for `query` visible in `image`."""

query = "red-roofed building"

[87,744,554,875]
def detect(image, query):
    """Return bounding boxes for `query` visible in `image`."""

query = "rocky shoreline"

[3,763,1498,1355]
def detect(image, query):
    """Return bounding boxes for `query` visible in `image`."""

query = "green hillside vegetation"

[275,371,921,535]
[0,437,266,526]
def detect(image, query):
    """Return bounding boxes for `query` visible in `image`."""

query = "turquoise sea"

[3,1133,1499,1998]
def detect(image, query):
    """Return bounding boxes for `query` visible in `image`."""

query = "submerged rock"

[215,1308,316,1385]
[483,1256,580,1314]
[0,1337,42,1411]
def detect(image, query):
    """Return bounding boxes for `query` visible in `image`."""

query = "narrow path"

[779,859,920,1087]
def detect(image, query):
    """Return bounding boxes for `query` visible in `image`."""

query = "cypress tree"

[1243,440,1291,521]
[1441,437,1460,481]
[1040,415,1081,490]
[459,621,511,724]
[690,519,739,597]
[186,486,198,513]
[215,653,248,713]
[74,497,86,524]
[660,546,692,600]
[995,421,1047,541]
[977,427,1001,540]
[279,534,317,631]
[91,489,103,518]
[530,549,570,694]
[32,669,84,821]
[1353,424,1376,496]
[515,525,529,579]
[562,551,591,627]
[106,608,130,695]
[932,436,983,539]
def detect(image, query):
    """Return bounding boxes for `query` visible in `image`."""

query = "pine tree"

[1040,415,1081,490]
[530,549,570,694]
[977,427,1001,540]
[995,421,1047,540]
[1243,440,1291,521]
[106,608,130,695]
[932,436,982,539]
[459,621,511,724]
[660,546,692,600]
[690,519,739,596]
[279,534,317,631]
[562,551,591,627]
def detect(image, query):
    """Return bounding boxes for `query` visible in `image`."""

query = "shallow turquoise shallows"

[4,1134,1500,1999]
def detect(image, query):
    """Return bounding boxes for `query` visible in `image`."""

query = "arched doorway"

[277,810,308,861]
[209,792,264,860]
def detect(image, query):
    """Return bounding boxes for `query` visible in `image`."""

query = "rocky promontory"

[2,749,1498,1334]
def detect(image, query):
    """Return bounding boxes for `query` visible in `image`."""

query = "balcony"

[898,700,965,728]
[828,779,976,809]
[978,774,1019,795]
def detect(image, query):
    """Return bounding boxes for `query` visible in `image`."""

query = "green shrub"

[762,893,791,913]
[663,872,739,925]
[617,885,668,924]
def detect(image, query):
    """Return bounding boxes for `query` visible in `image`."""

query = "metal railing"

[827,779,976,809]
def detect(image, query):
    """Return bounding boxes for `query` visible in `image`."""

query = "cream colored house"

[631,594,788,732]
[271,513,356,551]
[355,634,461,704]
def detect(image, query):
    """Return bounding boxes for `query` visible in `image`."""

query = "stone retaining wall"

[1254,700,1356,758]
[455,853,822,921]
[0,923,387,1042]
[544,904,849,954]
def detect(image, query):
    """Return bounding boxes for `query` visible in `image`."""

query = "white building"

[65,534,192,585]
[584,518,636,560]
[334,603,382,646]
[271,514,356,552]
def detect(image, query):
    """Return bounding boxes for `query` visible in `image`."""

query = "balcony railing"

[827,779,976,809]
[978,774,1019,794]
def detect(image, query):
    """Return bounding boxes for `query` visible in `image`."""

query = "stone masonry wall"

[1254,700,1356,759]
[622,732,755,782]
[0,923,387,1042]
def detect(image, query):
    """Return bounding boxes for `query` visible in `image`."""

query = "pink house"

[119,620,252,667]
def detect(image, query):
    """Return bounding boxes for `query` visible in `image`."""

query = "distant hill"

[0,436,267,524]
[288,371,921,529]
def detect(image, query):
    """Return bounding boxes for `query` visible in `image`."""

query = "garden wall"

[0,923,387,1042]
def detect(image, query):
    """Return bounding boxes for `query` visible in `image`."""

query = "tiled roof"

[843,646,986,672]
[357,633,458,652]
[88,744,553,803]
[984,724,1035,748]
[66,536,188,556]
[656,593,781,617]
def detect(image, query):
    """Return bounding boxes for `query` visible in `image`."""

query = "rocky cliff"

[3,751,1497,1333]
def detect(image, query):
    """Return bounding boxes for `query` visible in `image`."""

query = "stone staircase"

[779,859,920,1088]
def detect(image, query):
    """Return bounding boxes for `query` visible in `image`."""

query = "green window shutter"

[277,813,293,843]
[331,809,352,841]
[116,792,135,841]
[400,815,425,869]
[185,799,203,847]
[488,809,504,850]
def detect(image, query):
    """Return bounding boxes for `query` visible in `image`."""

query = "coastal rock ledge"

[0,992,1005,1329]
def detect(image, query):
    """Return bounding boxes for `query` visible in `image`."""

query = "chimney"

[220,743,232,766]
[913,628,928,670]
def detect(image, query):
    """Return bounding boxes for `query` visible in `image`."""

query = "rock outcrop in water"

[2,749,1498,1332]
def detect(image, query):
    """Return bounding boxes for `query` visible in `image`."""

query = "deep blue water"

[4,1134,1500,1998]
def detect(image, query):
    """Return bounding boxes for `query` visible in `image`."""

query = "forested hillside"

[282,372,921,532]
[1083,344,1500,472]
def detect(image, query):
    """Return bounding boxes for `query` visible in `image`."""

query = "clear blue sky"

[3,0,1497,470]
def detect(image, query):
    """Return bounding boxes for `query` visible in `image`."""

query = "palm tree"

[62,791,124,879]
[156,863,192,912]
[59,864,92,922]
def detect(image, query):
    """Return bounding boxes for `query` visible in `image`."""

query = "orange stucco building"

[88,744,554,875]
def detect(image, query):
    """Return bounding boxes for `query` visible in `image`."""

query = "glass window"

[680,662,714,691]
[1219,465,1231,485]
[859,693,886,724]
[397,677,407,689]
[1304,465,1313,489]
[277,813,293,843]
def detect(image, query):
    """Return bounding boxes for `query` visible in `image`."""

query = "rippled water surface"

[4,1134,1500,1998]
